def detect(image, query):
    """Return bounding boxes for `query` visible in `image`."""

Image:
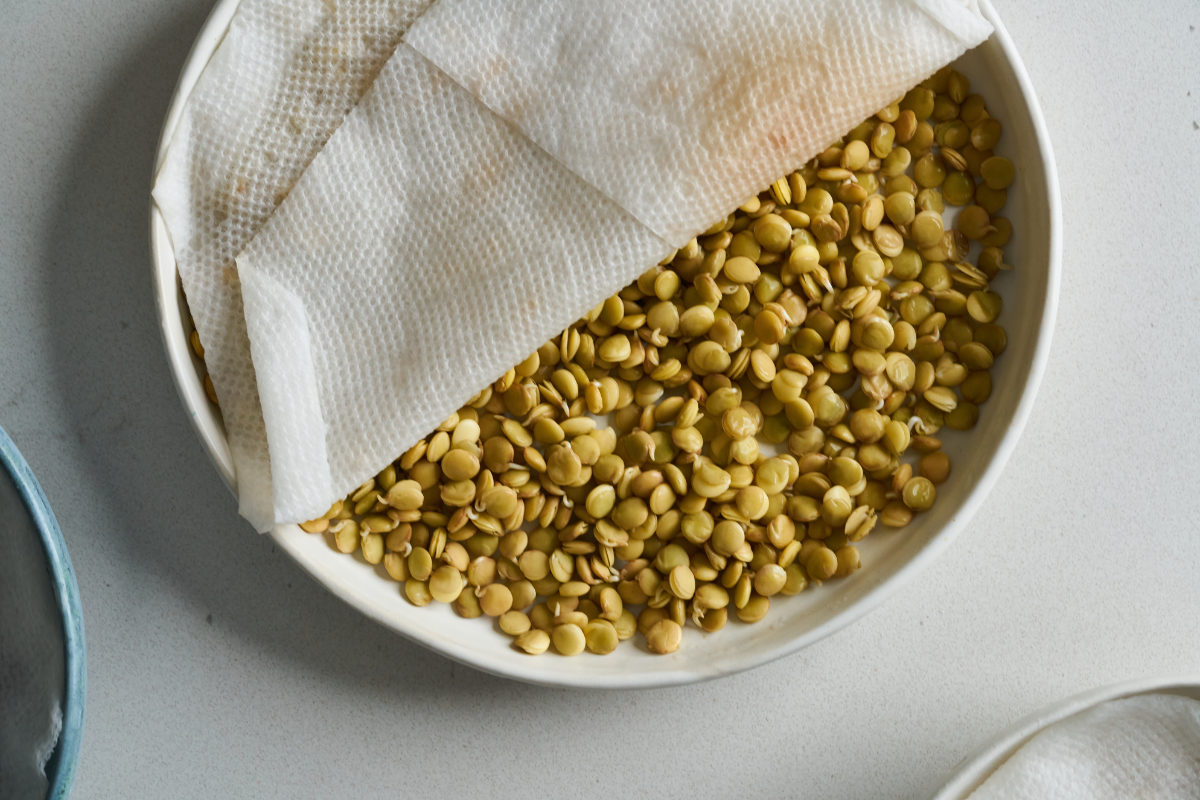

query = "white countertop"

[1,1,1197,797]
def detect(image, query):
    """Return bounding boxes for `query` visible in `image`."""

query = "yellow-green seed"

[386,480,424,511]
[910,210,944,248]
[736,595,770,623]
[966,291,1003,323]
[440,448,480,481]
[552,623,586,656]
[480,583,514,616]
[753,564,787,597]
[584,619,620,654]
[515,629,550,655]
[805,547,838,581]
[668,564,696,600]
[429,565,464,603]
[405,579,432,606]
[645,619,683,654]
[408,547,433,581]
[499,610,531,636]
[902,476,937,511]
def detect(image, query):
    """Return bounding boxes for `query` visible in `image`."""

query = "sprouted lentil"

[188,65,1014,657]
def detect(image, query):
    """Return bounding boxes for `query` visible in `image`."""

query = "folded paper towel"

[159,0,992,527]
[237,44,672,525]
[153,0,432,530]
[405,0,992,248]
[967,693,1200,799]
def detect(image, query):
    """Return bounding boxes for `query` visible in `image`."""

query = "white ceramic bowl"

[934,676,1200,798]
[150,0,1060,688]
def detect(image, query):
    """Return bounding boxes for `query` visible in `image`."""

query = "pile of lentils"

[298,66,1013,656]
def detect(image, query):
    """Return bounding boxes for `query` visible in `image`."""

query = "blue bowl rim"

[0,426,86,798]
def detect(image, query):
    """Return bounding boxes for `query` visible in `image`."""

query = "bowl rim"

[149,0,1062,688]
[0,425,87,797]
[933,674,1200,798]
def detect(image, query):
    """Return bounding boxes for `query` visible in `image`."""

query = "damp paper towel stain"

[157,0,992,528]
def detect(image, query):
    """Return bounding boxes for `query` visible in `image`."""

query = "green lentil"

[299,69,1015,658]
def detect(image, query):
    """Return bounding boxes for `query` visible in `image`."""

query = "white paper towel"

[152,0,431,530]
[967,693,1200,799]
[235,0,992,525]
[405,0,993,248]
[237,45,673,524]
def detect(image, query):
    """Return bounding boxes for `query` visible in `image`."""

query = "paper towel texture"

[406,0,992,247]
[967,693,1200,799]
[235,0,990,524]
[237,45,673,524]
[152,0,431,530]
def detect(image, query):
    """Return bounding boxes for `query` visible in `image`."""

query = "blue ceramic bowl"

[0,427,85,798]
